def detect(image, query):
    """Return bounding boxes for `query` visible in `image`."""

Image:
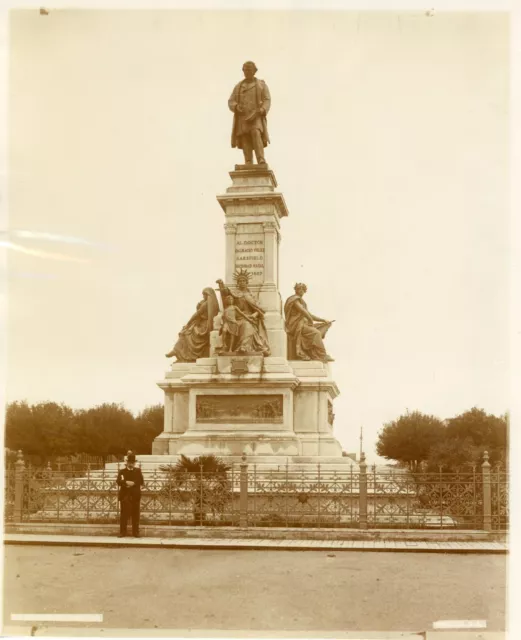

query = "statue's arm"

[235,306,255,322]
[260,81,271,116]
[294,299,315,324]
[184,301,207,327]
[216,279,231,300]
[228,83,241,113]
[245,295,265,317]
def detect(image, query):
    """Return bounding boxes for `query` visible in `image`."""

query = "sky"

[3,8,510,461]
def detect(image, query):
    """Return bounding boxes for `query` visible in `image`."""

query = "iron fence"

[491,466,509,530]
[248,466,360,528]
[367,468,483,529]
[4,471,16,522]
[5,460,241,526]
[19,465,120,523]
[142,466,240,526]
[4,451,509,531]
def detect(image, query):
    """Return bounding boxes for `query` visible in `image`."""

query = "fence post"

[359,452,368,530]
[199,464,204,526]
[14,450,25,523]
[239,454,248,528]
[482,450,492,532]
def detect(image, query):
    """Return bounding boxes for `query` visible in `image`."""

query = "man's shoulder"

[233,78,268,88]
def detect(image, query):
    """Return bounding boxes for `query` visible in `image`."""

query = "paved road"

[3,545,506,633]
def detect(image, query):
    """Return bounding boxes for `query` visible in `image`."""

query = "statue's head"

[294,283,307,296]
[242,61,258,80]
[203,286,218,302]
[224,295,234,307]
[233,268,251,291]
[237,275,249,290]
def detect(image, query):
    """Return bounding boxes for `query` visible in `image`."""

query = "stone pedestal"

[150,166,357,472]
[216,165,288,358]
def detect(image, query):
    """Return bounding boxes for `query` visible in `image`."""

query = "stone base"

[297,435,344,457]
[153,355,351,470]
[161,430,301,458]
[107,453,359,474]
[234,163,269,171]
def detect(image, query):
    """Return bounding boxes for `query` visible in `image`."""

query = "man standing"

[229,61,271,165]
[117,451,144,538]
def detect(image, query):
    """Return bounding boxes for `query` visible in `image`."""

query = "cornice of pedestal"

[159,376,300,390]
[216,191,289,219]
[294,380,341,399]
[158,375,340,398]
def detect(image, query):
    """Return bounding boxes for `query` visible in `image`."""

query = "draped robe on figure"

[284,294,331,362]
[169,288,219,362]
[219,286,270,356]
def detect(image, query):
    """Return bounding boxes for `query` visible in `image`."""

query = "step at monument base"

[104,453,359,475]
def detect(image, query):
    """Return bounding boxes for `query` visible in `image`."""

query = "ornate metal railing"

[19,464,120,523]
[5,452,508,531]
[142,466,240,526]
[4,470,16,522]
[248,466,360,527]
[491,466,509,530]
[367,467,482,529]
[8,462,240,526]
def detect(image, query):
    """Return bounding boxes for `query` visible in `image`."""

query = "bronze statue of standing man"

[229,61,271,165]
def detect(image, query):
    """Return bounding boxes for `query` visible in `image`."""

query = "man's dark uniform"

[117,459,145,537]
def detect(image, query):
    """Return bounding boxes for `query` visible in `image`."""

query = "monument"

[147,62,358,472]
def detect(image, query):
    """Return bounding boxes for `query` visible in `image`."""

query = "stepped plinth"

[142,165,357,473]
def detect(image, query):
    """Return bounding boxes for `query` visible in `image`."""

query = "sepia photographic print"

[1,1,518,639]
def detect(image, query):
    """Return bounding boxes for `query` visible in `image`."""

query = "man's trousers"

[119,497,141,537]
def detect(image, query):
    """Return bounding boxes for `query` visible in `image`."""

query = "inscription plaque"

[235,224,265,284]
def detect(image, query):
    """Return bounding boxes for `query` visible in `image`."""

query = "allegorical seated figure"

[216,270,270,356]
[284,283,334,362]
[218,294,260,354]
[165,287,219,362]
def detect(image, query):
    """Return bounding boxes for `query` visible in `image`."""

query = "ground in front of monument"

[3,545,506,636]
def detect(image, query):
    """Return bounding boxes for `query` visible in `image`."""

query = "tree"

[134,404,164,454]
[426,436,479,472]
[5,401,37,455]
[5,401,78,462]
[5,400,165,462]
[430,407,508,470]
[75,403,136,460]
[376,411,446,472]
